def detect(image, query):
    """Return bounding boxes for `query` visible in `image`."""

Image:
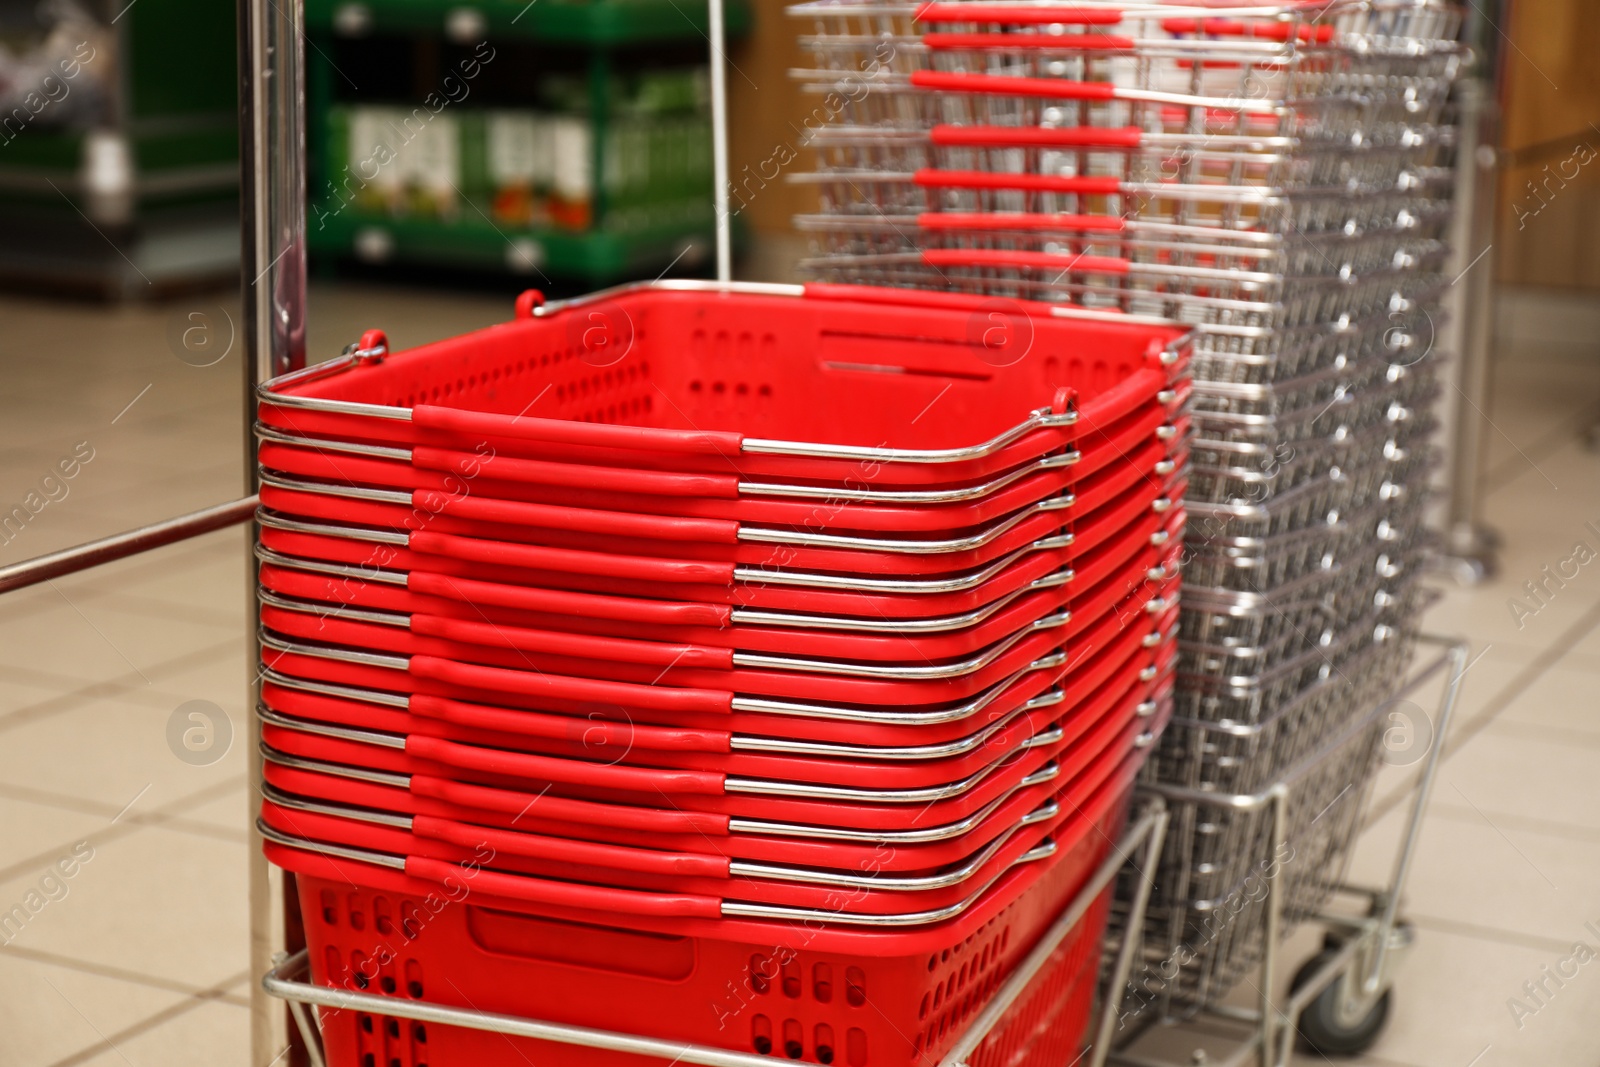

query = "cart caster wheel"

[1291,948,1391,1057]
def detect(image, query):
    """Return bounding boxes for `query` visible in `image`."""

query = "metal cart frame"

[1110,637,1466,1067]
[0,0,1468,1064]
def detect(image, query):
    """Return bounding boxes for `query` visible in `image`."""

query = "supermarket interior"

[0,1,1599,1066]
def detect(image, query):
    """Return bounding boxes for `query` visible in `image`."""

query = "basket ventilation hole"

[360,1016,374,1034]
[748,954,771,995]
[388,1058,400,1067]
[845,967,867,1008]
[347,895,366,931]
[412,1024,427,1044]
[781,959,802,999]
[812,963,833,1003]
[751,1014,772,1055]
[384,1019,400,1039]
[406,959,424,998]
[350,952,369,989]
[361,1055,374,1067]
[814,1025,835,1065]
[846,1027,868,1067]
[380,975,396,995]
[321,890,338,925]
[782,1019,803,1059]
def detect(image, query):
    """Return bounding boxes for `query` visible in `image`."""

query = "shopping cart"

[787,0,1464,1061]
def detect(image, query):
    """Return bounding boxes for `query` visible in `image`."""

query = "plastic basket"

[267,748,1147,1067]
[258,284,1189,489]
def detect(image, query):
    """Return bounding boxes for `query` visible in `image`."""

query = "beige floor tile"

[0,687,244,817]
[1336,925,1600,1067]
[0,794,119,883]
[0,954,190,1067]
[0,825,248,989]
[1487,662,1600,741]
[1430,732,1600,832]
[0,594,238,690]
[1349,803,1600,947]
[72,996,251,1067]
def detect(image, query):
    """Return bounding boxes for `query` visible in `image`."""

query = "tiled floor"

[0,280,1596,1067]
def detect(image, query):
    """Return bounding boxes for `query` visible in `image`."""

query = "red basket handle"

[1161,17,1334,44]
[913,170,1123,194]
[408,613,736,670]
[922,249,1133,274]
[414,489,742,544]
[406,529,737,586]
[412,407,744,460]
[403,734,728,795]
[411,815,733,877]
[917,212,1129,233]
[910,70,1118,100]
[408,571,733,627]
[405,855,725,918]
[408,694,733,753]
[923,31,1136,50]
[409,655,734,714]
[413,446,743,499]
[409,773,733,834]
[929,125,1143,149]
[915,4,1126,26]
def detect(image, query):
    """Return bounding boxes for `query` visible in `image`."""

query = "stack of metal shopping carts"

[786,0,1460,1026]
[250,283,1194,1067]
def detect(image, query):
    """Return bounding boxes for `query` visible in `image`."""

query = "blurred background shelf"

[0,0,238,298]
[305,0,749,287]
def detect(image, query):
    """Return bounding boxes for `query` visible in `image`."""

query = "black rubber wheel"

[1290,947,1391,1057]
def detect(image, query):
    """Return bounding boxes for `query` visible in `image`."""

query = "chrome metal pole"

[1087,804,1170,1067]
[1438,1,1507,584]
[708,0,732,282]
[1362,637,1468,993]
[1257,785,1288,1065]
[242,0,308,1061]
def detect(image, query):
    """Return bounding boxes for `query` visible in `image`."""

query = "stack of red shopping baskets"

[253,283,1189,1067]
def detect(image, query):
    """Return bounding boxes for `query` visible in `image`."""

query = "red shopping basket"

[253,503,1180,662]
[267,744,1148,1067]
[254,678,1164,916]
[256,628,1172,871]
[257,284,1189,487]
[253,430,1184,574]
[254,530,1174,698]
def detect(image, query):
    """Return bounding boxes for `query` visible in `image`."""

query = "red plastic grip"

[917,212,1128,233]
[408,655,735,714]
[411,406,744,459]
[405,529,738,586]
[413,490,741,545]
[921,249,1132,274]
[913,170,1123,194]
[407,694,733,753]
[407,571,733,627]
[915,4,1126,26]
[413,446,743,499]
[1160,17,1335,44]
[403,734,728,795]
[411,815,733,877]
[409,774,734,834]
[910,70,1118,101]
[922,31,1136,50]
[408,613,736,670]
[404,855,726,918]
[929,124,1143,149]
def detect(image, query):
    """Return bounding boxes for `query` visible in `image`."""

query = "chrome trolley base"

[1107,635,1467,1066]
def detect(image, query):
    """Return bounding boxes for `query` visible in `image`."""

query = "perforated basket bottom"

[292,790,1131,1067]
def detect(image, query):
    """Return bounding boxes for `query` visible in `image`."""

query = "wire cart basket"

[786,0,1469,1062]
